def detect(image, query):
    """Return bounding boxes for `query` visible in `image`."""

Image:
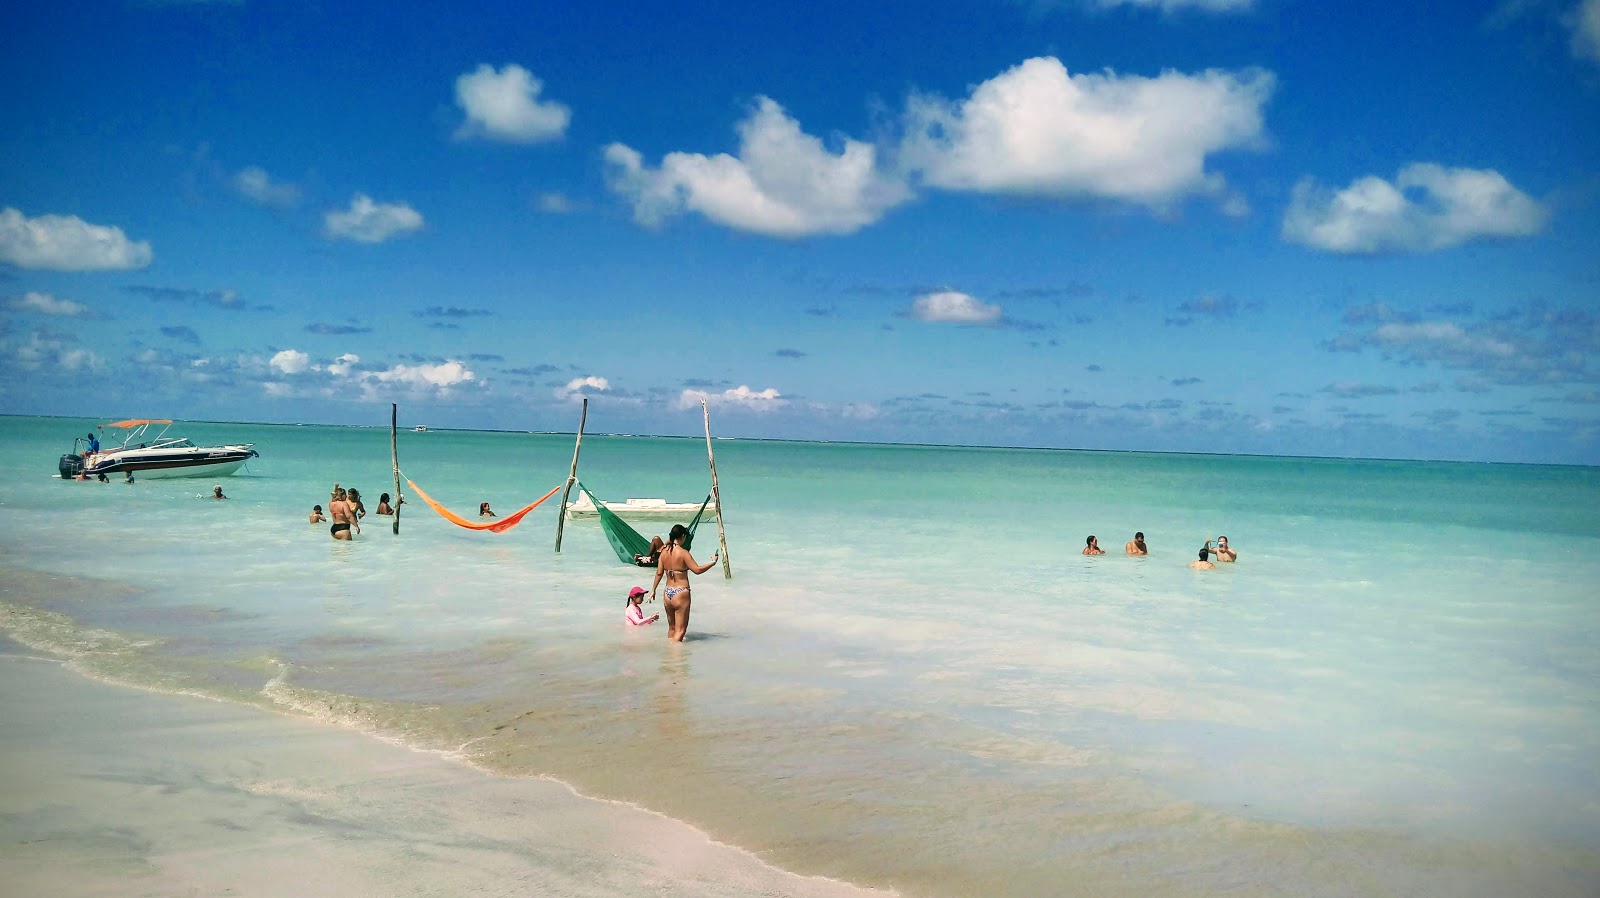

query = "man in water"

[309,504,327,523]
[1125,532,1147,556]
[1213,535,1237,562]
[1083,535,1105,555]
[1190,545,1215,570]
[211,485,228,500]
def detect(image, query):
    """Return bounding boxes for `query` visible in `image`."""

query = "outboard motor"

[60,453,84,480]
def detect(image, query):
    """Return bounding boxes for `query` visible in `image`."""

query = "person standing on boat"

[85,431,99,456]
[650,523,718,643]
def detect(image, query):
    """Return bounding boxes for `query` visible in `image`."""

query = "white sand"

[0,649,887,898]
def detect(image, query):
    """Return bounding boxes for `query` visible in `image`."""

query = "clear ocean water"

[2,414,1597,896]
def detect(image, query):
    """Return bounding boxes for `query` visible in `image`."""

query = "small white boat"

[414,425,428,432]
[59,419,258,480]
[565,493,716,519]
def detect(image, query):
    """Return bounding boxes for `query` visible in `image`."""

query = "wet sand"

[0,645,886,898]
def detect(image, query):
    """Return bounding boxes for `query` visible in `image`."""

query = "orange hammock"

[405,480,562,533]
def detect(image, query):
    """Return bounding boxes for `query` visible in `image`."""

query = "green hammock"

[577,482,712,564]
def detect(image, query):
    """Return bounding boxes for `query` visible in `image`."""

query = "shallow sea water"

[2,414,1597,896]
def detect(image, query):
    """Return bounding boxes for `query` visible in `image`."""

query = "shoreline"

[0,640,890,898]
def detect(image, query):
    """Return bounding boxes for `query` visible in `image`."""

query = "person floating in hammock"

[625,586,659,626]
[479,501,495,517]
[633,535,666,567]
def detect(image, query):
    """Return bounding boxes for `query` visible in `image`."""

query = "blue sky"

[2,0,1598,463]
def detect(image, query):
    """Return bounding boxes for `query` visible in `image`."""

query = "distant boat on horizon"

[414,425,428,432]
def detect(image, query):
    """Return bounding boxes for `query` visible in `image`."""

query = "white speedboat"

[565,493,716,519]
[59,419,258,480]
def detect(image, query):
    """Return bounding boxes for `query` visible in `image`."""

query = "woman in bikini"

[649,523,719,642]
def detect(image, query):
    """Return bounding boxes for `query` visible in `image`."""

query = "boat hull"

[565,496,716,519]
[77,448,258,479]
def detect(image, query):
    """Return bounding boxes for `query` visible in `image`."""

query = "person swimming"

[625,586,659,626]
[1190,544,1215,570]
[479,501,496,517]
[1083,535,1105,556]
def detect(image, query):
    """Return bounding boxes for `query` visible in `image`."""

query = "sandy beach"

[0,641,882,898]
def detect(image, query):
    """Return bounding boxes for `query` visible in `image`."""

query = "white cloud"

[1283,163,1546,254]
[327,353,360,377]
[0,207,153,270]
[12,291,89,317]
[235,166,301,207]
[270,349,311,375]
[453,63,571,144]
[369,360,475,388]
[556,375,610,401]
[604,97,910,237]
[909,290,1003,325]
[899,57,1273,208]
[677,385,786,412]
[262,382,293,398]
[15,332,103,372]
[1575,0,1600,60]
[324,194,424,243]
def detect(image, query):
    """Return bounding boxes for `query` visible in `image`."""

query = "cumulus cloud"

[678,384,786,412]
[234,166,301,207]
[0,207,153,270]
[270,349,310,375]
[453,63,571,143]
[908,290,1003,325]
[605,97,910,237]
[899,57,1273,208]
[324,194,424,243]
[1325,303,1598,387]
[15,332,102,372]
[367,359,474,388]
[1283,163,1546,254]
[12,291,89,317]
[327,353,360,377]
[556,375,610,401]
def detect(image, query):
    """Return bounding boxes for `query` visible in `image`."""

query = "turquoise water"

[2,414,1597,895]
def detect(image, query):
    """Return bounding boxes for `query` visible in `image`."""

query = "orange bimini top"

[105,419,173,428]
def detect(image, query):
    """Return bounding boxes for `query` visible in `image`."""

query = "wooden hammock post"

[554,397,587,553]
[702,399,731,579]
[390,403,401,535]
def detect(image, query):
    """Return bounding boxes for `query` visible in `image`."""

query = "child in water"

[625,586,659,626]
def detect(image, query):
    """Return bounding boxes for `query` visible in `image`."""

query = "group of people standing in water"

[309,484,396,540]
[1081,532,1238,569]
